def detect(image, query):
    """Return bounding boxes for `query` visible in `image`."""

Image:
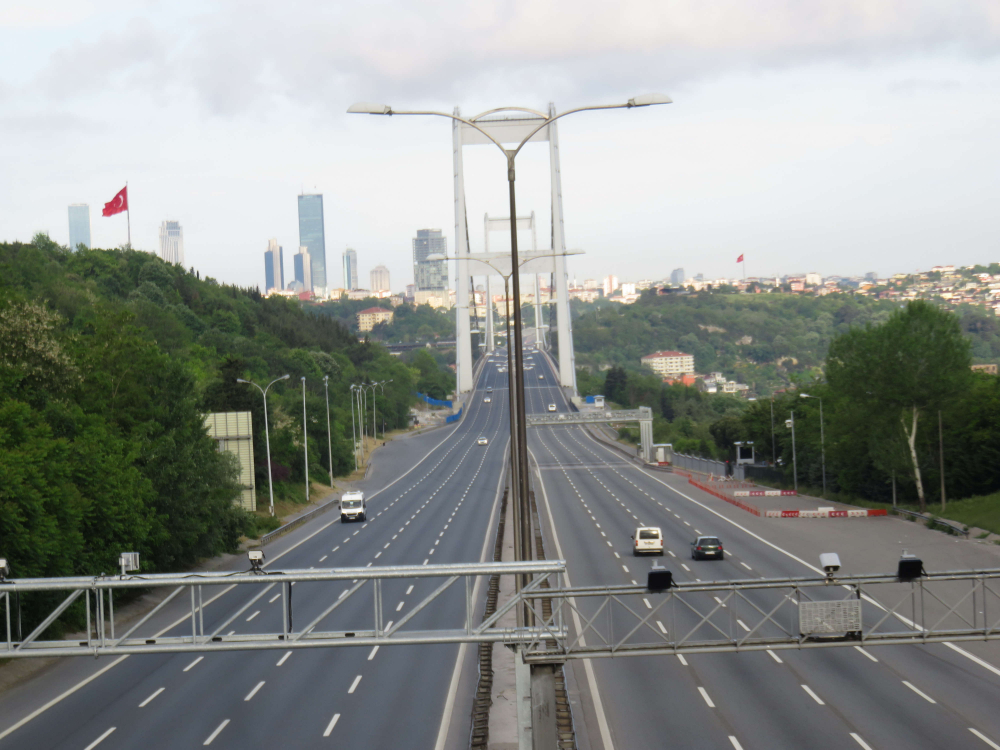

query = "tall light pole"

[323,375,334,488]
[349,385,359,472]
[374,380,392,441]
[349,94,672,591]
[800,393,826,497]
[236,374,289,517]
[301,376,309,503]
[786,411,798,493]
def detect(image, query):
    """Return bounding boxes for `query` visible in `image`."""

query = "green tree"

[826,301,971,511]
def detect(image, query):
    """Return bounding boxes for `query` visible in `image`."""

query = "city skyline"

[297,194,327,295]
[264,238,284,293]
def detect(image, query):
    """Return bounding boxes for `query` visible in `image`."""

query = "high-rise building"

[413,229,447,291]
[670,268,685,286]
[602,275,619,297]
[159,221,184,265]
[343,248,358,290]
[264,238,284,293]
[370,264,390,293]
[68,204,91,251]
[297,194,327,294]
[294,246,312,292]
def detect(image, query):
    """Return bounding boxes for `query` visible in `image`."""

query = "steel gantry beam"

[517,567,1000,662]
[0,561,565,659]
[527,406,654,460]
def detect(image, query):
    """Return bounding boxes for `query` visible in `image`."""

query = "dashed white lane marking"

[851,733,875,750]
[643,598,652,609]
[138,687,164,707]
[406,585,414,595]
[697,687,715,708]
[854,646,878,662]
[684,521,691,527]
[246,610,260,622]
[622,565,629,573]
[277,651,292,666]
[736,619,751,632]
[226,630,235,636]
[319,555,328,562]
[323,714,341,737]
[902,681,936,703]
[268,593,281,603]
[375,552,382,559]
[385,621,394,630]
[332,546,340,552]
[396,601,405,612]
[353,530,360,535]
[767,650,783,664]
[423,559,429,565]
[368,646,379,660]
[183,656,203,672]
[84,727,116,750]
[740,562,752,571]
[729,737,745,750]
[384,543,391,549]
[970,728,1000,749]
[203,719,229,745]
[801,684,825,705]
[657,621,667,634]
[668,550,675,557]
[714,597,727,608]
[613,552,620,559]
[677,654,688,666]
[244,681,265,701]
[681,563,690,572]
[348,675,362,694]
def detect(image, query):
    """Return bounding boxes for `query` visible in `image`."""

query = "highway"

[6,343,1000,750]
[524,349,1000,750]
[0,358,514,750]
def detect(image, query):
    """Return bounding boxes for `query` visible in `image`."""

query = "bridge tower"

[452,104,578,396]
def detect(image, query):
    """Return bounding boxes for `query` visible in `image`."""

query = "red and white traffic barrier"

[733,490,797,497]
[764,508,888,518]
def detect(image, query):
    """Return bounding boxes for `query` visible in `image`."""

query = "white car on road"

[477,436,489,446]
[341,491,367,523]
[547,404,557,412]
[632,527,664,556]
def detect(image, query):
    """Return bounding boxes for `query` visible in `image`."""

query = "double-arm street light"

[236,374,289,516]
[349,94,671,586]
[800,393,826,497]
[373,380,392,441]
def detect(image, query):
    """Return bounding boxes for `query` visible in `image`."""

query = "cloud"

[23,0,1000,117]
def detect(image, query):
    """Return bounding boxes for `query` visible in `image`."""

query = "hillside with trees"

[0,237,434,604]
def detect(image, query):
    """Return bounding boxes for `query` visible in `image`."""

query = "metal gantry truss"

[519,568,1000,663]
[526,406,654,459]
[0,561,565,659]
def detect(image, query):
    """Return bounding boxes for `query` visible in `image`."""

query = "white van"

[341,491,366,522]
[632,527,664,556]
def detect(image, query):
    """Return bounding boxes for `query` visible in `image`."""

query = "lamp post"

[236,374,289,517]
[301,376,309,503]
[350,385,359,472]
[349,94,672,591]
[374,380,392,441]
[323,375,334,488]
[785,412,798,493]
[800,393,826,497]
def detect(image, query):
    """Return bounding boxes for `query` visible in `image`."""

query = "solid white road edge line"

[432,437,509,750]
[530,445,616,750]
[580,428,1000,685]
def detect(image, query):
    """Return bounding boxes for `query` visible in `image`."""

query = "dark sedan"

[690,536,724,560]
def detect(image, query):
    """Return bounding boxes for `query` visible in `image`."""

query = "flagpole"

[126,181,131,249]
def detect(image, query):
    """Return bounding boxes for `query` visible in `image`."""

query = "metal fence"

[672,452,744,479]
[254,497,340,547]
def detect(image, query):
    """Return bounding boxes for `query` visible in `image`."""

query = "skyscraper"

[370,264,390,293]
[297,194,327,294]
[670,268,685,286]
[264,238,284,293]
[412,229,447,291]
[343,248,358,290]
[68,204,91,251]
[294,246,312,292]
[159,221,184,265]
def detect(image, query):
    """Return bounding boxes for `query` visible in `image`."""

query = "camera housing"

[819,552,841,578]
[248,550,265,571]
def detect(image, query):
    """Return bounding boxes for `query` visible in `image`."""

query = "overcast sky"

[2,1,999,291]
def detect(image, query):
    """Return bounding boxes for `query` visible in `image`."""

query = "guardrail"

[891,507,969,537]
[254,497,340,547]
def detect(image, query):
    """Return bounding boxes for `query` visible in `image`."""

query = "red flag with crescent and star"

[737,254,744,263]
[102,186,128,217]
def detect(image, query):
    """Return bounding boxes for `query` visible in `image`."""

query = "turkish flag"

[102,186,128,217]
[737,254,744,263]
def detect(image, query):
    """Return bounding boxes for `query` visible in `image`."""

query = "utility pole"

[301,377,309,502]
[939,410,946,513]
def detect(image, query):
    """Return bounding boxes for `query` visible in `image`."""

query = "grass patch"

[932,492,1000,536]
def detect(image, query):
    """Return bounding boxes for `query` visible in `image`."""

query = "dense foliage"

[0,238,433,599]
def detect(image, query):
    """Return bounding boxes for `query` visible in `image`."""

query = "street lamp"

[374,380,393,441]
[323,375,334,488]
[349,385,359,472]
[350,94,671,585]
[236,374,289,516]
[785,412,798,493]
[800,393,826,497]
[301,376,309,503]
